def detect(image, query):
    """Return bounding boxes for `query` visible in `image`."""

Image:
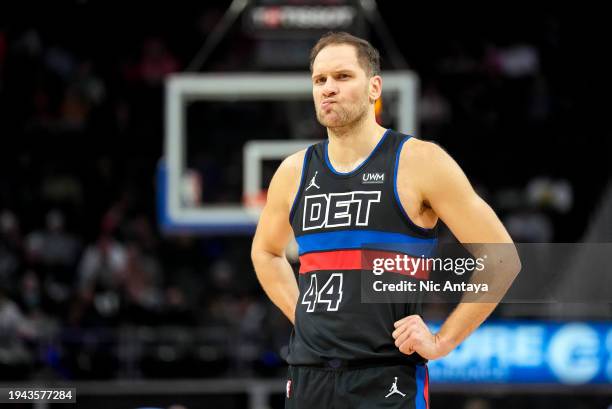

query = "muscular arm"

[251,150,306,325]
[392,140,521,359]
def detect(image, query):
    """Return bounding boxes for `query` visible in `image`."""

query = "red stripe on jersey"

[299,249,430,279]
[424,365,430,409]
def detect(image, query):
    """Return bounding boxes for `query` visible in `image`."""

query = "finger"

[393,314,419,328]
[392,324,408,339]
[402,332,423,353]
[394,329,409,347]
[409,315,424,325]
[393,315,414,327]
[397,323,425,348]
[397,321,420,337]
[399,339,415,355]
[394,325,418,347]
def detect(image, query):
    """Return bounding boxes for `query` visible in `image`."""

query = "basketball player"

[251,32,519,409]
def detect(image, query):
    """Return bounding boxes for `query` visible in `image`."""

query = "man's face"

[311,44,376,129]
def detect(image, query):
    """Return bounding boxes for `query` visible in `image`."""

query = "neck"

[327,115,387,173]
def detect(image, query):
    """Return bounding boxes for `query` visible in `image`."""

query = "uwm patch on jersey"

[302,191,381,231]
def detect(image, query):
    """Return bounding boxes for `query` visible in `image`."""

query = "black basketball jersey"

[287,129,438,366]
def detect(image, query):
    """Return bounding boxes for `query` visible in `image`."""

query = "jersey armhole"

[393,136,438,237]
[289,145,313,225]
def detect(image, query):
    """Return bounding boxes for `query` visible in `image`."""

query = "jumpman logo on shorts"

[305,171,320,191]
[385,376,406,398]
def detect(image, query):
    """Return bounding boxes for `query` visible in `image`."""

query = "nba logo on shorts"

[286,379,292,398]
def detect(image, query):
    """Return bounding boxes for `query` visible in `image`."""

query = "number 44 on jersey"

[301,273,343,312]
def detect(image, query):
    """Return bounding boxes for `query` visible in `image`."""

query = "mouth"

[321,100,336,110]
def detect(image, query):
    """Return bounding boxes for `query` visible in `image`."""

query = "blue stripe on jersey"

[296,230,436,255]
[415,364,426,409]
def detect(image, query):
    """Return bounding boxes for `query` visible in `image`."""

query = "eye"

[314,77,325,85]
[337,73,350,79]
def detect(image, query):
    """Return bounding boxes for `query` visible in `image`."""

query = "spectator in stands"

[72,233,127,326]
[0,288,37,379]
[122,242,163,324]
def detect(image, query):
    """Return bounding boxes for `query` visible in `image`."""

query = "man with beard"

[251,32,519,409]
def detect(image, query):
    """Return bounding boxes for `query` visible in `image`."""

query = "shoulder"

[399,137,449,166]
[397,138,456,180]
[279,148,308,173]
[267,148,309,207]
[397,137,466,191]
[399,138,474,200]
[276,148,308,183]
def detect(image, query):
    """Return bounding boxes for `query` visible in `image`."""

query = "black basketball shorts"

[284,362,430,409]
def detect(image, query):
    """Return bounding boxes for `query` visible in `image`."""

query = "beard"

[315,96,369,130]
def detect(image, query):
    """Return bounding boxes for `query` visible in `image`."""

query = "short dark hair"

[309,32,381,77]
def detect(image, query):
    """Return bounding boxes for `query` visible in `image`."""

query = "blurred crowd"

[0,203,286,380]
[0,5,608,385]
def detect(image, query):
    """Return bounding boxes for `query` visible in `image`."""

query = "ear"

[369,75,383,103]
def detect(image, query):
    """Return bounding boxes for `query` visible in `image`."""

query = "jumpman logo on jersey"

[385,377,406,398]
[305,171,320,191]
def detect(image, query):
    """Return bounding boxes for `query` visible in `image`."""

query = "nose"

[322,78,338,98]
